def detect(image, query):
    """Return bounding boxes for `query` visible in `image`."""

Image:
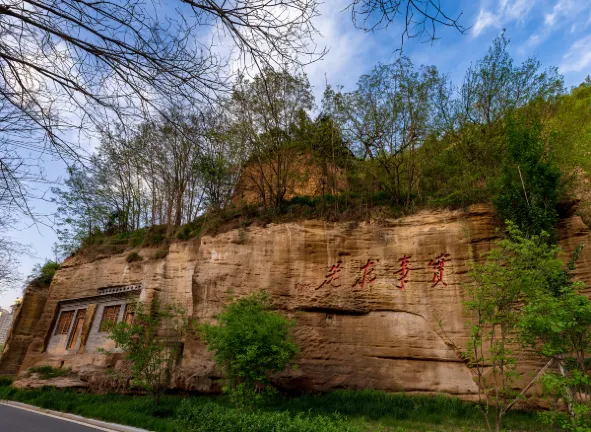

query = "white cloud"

[472,9,499,36]
[545,0,575,26]
[519,0,591,52]
[472,0,535,37]
[304,0,379,103]
[560,35,591,73]
[504,0,534,20]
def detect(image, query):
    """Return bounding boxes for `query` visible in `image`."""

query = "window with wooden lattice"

[123,304,135,325]
[54,310,75,335]
[99,305,121,332]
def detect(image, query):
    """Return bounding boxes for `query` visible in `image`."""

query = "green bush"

[0,386,547,432]
[200,291,298,406]
[126,252,143,263]
[143,225,168,247]
[176,221,203,241]
[126,228,147,247]
[103,300,187,401]
[175,400,362,432]
[493,114,561,236]
[28,261,60,286]
[0,376,13,387]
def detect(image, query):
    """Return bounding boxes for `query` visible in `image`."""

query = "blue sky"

[1,0,590,308]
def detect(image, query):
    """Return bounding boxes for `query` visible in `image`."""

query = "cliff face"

[9,204,591,397]
[0,283,48,376]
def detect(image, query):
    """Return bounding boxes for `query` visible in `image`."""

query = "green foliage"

[0,386,181,432]
[176,220,203,241]
[143,225,168,247]
[175,400,361,432]
[52,36,591,265]
[200,291,298,406]
[28,260,60,286]
[126,252,143,263]
[237,228,247,244]
[518,257,591,432]
[0,386,549,432]
[464,223,567,431]
[27,365,71,379]
[0,376,13,387]
[103,300,187,400]
[493,114,561,236]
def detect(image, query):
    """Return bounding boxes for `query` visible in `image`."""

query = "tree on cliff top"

[0,0,325,235]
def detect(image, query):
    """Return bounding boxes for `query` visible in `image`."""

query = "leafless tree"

[0,236,24,294]
[326,58,443,204]
[347,0,466,47]
[229,69,314,210]
[0,0,324,226]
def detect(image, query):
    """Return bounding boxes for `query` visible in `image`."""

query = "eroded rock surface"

[8,204,591,398]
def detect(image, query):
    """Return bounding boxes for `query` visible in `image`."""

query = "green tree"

[422,33,563,208]
[200,291,299,406]
[464,223,565,432]
[326,57,443,205]
[519,247,591,431]
[103,300,187,402]
[493,113,561,236]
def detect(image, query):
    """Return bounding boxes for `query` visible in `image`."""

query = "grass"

[26,366,71,379]
[0,382,550,432]
[72,189,478,259]
[126,251,144,263]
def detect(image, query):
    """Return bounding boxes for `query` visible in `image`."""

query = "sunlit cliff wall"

[7,204,591,397]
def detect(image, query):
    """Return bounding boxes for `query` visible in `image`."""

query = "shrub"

[126,252,143,263]
[28,261,60,286]
[126,228,147,247]
[153,249,169,260]
[0,376,13,387]
[143,225,168,247]
[493,114,561,236]
[237,228,247,244]
[199,291,298,406]
[103,300,187,401]
[176,221,203,241]
[175,400,362,432]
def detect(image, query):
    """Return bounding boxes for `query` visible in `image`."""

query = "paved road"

[0,404,103,431]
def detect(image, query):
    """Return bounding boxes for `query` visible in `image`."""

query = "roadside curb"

[0,400,150,432]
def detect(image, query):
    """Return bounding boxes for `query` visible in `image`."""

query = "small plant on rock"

[103,300,187,402]
[27,365,71,379]
[126,251,143,263]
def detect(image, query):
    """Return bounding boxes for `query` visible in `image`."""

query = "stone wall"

[9,204,591,396]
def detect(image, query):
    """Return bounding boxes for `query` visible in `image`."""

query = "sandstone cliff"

[7,204,591,397]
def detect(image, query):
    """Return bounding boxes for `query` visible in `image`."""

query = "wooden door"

[67,309,86,350]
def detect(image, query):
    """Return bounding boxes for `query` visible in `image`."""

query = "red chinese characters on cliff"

[395,255,411,290]
[429,253,451,287]
[352,259,376,290]
[314,254,452,291]
[316,261,343,290]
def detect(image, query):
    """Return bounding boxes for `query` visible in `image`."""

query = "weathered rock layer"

[6,204,591,397]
